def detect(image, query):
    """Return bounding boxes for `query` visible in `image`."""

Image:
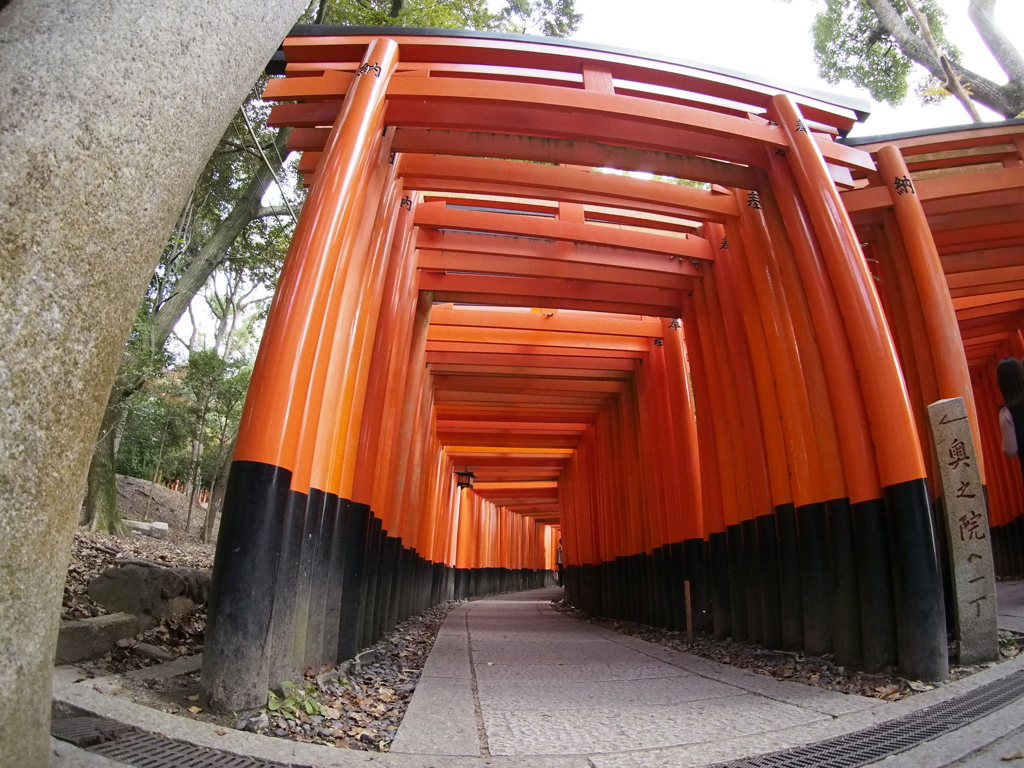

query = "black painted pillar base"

[852,498,896,672]
[202,461,289,711]
[775,503,803,651]
[740,518,763,644]
[755,514,782,649]
[322,500,350,665]
[709,531,731,639]
[885,479,949,681]
[668,541,687,632]
[337,502,369,663]
[797,501,832,657]
[358,517,383,649]
[303,492,336,671]
[684,538,712,634]
[827,498,862,669]
[267,489,306,687]
[726,524,747,642]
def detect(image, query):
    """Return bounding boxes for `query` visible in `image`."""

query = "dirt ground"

[116,602,457,753]
[64,475,218,674]
[113,474,216,543]
[62,504,456,753]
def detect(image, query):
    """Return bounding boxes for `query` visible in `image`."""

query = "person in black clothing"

[997,358,1024,478]
[556,539,563,587]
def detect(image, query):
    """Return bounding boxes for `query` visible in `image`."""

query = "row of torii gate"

[201,26,1024,711]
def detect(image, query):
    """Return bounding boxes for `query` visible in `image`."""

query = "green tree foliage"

[809,0,1024,119]
[314,0,581,36]
[813,0,943,106]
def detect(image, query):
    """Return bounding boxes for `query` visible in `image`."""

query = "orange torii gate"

[842,122,1024,583]
[200,26,1020,711]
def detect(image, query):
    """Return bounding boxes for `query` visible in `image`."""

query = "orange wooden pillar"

[655,325,710,631]
[683,290,732,638]
[708,228,783,649]
[765,153,895,672]
[700,265,759,640]
[203,38,400,711]
[299,159,403,676]
[975,370,1013,576]
[635,348,673,627]
[703,243,772,645]
[763,207,847,649]
[771,94,946,680]
[750,182,864,667]
[733,205,835,655]
[874,218,943,491]
[877,145,985,483]
[661,318,711,632]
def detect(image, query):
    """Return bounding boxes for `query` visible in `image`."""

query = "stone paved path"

[997,581,1024,633]
[50,584,1024,768]
[391,588,877,764]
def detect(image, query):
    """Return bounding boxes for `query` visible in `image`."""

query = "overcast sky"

[570,0,1023,137]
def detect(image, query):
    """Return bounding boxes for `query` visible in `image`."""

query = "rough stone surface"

[55,613,140,664]
[927,397,1000,664]
[0,1,308,764]
[87,564,210,621]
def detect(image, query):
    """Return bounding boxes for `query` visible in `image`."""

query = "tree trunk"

[85,396,125,535]
[148,127,292,351]
[867,0,1024,118]
[203,439,235,543]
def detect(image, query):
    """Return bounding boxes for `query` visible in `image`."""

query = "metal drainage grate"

[712,668,1024,768]
[52,715,289,768]
[51,715,133,748]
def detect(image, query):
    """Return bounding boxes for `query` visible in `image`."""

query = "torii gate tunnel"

[201,26,1024,710]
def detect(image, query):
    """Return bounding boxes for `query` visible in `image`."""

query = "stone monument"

[927,397,999,665]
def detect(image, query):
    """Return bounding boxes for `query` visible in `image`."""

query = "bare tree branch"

[904,0,982,121]
[866,0,1022,117]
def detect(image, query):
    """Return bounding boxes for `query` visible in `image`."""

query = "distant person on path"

[997,357,1024,482]
[556,539,563,587]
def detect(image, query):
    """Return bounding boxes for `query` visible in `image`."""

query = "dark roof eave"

[266,24,872,124]
[841,117,1024,146]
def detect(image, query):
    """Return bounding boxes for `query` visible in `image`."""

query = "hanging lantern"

[455,468,476,489]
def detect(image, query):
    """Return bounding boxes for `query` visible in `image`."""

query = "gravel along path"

[551,598,1024,703]
[116,601,459,753]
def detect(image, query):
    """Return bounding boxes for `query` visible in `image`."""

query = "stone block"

[123,520,167,539]
[55,614,140,664]
[87,565,210,621]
